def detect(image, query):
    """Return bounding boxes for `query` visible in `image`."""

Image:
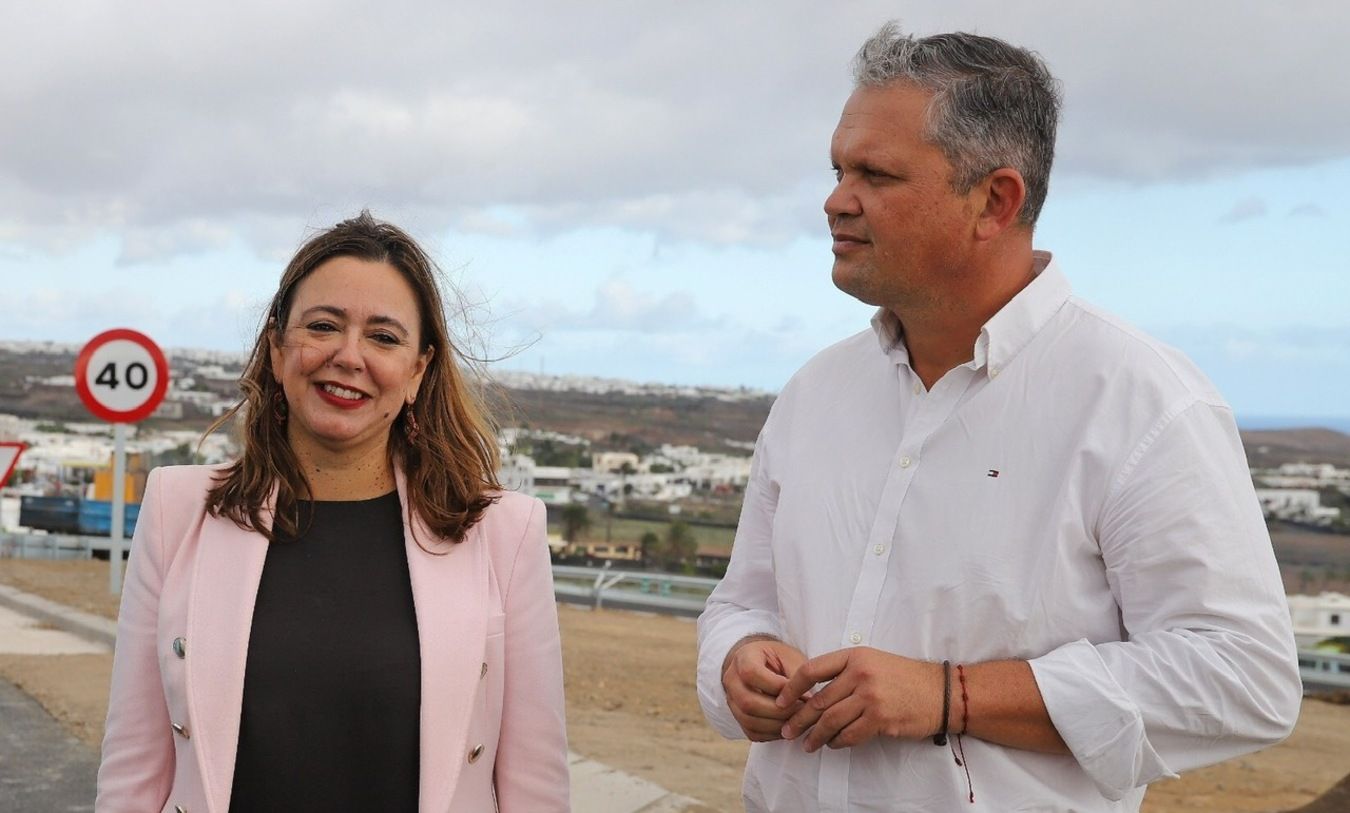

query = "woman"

[96,212,570,812]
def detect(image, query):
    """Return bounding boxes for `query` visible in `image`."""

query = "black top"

[230,491,421,812]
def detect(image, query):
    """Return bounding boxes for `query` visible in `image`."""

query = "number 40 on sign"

[75,328,170,424]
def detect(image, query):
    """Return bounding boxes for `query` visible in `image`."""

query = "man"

[697,22,1300,812]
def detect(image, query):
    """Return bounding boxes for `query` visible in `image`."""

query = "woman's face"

[269,256,432,461]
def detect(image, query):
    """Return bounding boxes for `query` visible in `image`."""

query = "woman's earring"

[403,401,419,443]
[273,390,288,424]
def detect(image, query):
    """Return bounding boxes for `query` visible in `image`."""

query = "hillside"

[1244,428,1350,469]
[496,386,772,454]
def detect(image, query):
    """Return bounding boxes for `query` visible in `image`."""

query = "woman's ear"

[408,345,434,403]
[267,321,285,384]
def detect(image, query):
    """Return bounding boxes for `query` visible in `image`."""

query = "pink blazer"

[95,464,570,812]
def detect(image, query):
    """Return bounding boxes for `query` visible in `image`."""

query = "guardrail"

[551,563,718,618]
[0,532,104,560]
[1,533,717,615]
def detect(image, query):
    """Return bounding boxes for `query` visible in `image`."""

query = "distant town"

[2,339,1349,654]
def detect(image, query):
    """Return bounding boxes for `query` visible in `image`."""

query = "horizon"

[3,336,1348,436]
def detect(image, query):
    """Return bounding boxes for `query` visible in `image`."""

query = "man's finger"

[825,714,875,751]
[803,695,866,753]
[780,671,854,740]
[776,649,850,707]
[730,683,801,721]
[741,662,791,695]
[733,707,791,740]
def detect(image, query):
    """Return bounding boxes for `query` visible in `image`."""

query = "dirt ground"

[2,559,1349,812]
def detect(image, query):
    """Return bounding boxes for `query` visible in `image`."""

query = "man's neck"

[898,245,1037,390]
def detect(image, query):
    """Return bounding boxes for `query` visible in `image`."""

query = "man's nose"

[824,178,860,220]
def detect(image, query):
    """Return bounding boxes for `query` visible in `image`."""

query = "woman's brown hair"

[202,211,501,544]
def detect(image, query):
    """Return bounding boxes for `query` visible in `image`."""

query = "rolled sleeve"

[1033,400,1300,798]
[1031,639,1173,800]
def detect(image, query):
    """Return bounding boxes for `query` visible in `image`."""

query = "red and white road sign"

[0,442,24,488]
[74,328,170,423]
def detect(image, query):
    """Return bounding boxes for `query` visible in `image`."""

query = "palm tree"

[639,531,661,567]
[664,520,697,571]
[560,504,591,544]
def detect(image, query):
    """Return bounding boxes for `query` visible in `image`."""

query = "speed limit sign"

[74,328,170,423]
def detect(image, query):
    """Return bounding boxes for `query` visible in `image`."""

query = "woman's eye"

[372,333,400,345]
[307,321,337,332]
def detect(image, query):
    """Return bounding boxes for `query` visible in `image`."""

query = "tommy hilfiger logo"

[987,469,1000,478]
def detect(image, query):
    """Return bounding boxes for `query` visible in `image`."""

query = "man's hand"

[721,636,810,742]
[775,647,943,753]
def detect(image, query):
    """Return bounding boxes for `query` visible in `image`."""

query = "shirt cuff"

[1029,639,1177,801]
[696,608,784,740]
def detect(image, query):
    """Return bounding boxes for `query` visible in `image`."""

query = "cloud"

[1219,197,1268,224]
[508,278,725,334]
[1289,203,1326,217]
[2,1,1350,257]
[1162,324,1350,365]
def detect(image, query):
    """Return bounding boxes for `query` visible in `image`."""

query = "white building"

[1255,488,1341,525]
[531,466,575,506]
[1289,592,1350,648]
[497,453,536,493]
[593,451,640,474]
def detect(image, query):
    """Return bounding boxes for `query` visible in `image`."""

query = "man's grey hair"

[852,22,1062,228]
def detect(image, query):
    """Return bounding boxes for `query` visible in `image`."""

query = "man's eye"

[831,166,843,181]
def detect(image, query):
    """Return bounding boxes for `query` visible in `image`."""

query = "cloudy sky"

[3,1,1346,424]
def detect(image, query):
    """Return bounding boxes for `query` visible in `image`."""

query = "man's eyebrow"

[297,305,410,336]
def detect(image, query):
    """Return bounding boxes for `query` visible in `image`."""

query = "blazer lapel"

[185,509,270,813]
[397,469,489,813]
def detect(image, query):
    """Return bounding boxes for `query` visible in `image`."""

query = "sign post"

[0,442,25,488]
[74,329,169,594]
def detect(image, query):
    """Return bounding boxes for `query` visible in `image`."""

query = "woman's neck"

[289,435,396,501]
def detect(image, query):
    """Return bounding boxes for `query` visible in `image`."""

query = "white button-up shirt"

[697,253,1300,812]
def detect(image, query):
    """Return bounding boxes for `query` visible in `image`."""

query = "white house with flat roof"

[1289,592,1350,648]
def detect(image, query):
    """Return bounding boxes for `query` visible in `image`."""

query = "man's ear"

[973,168,1028,240]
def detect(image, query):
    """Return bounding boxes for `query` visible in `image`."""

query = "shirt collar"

[868,250,1072,378]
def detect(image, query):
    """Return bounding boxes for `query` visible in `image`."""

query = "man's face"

[825,83,979,314]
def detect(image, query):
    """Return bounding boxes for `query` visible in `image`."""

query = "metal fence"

[0,531,718,616]
[551,563,718,617]
[0,532,102,560]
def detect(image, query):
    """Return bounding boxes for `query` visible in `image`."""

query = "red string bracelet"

[951,663,974,803]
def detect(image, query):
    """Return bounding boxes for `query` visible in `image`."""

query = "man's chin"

[831,265,883,307]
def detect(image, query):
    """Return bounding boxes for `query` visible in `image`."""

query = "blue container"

[19,496,82,534]
[77,500,141,537]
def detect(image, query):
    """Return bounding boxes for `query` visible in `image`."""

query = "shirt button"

[172,637,186,659]
[468,743,485,763]
[899,456,912,468]
[912,383,922,395]
[990,367,1000,378]
[873,544,884,555]
[171,722,190,739]
[480,662,488,679]
[849,632,862,644]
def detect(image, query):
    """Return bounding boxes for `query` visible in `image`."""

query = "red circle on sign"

[74,328,170,423]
